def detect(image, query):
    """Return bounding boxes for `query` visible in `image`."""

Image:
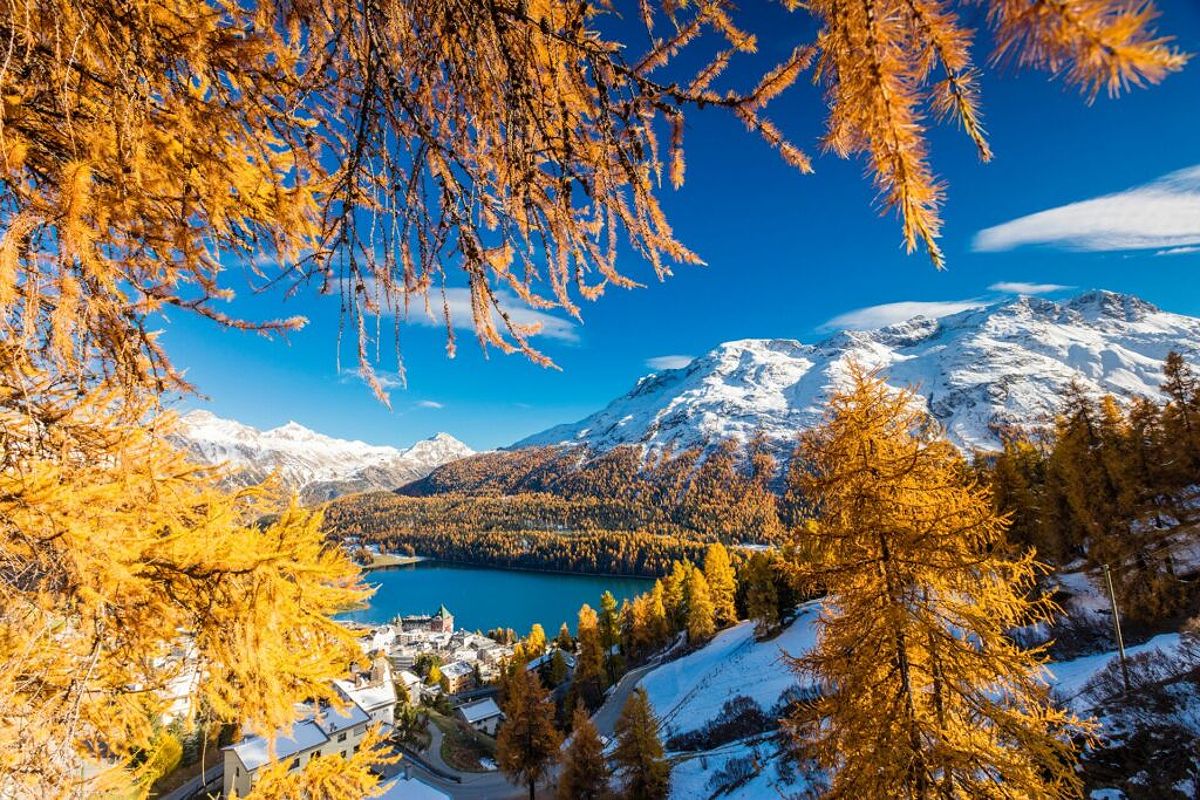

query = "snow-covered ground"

[642,604,820,741]
[1047,633,1182,705]
[638,599,1189,800]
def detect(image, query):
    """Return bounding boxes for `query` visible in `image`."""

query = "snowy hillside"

[516,291,1200,454]
[176,410,473,502]
[640,601,1187,800]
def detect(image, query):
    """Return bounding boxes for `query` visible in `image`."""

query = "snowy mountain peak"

[514,290,1200,455]
[175,412,474,502]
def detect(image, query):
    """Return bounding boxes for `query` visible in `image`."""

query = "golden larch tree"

[703,542,738,627]
[789,364,1090,799]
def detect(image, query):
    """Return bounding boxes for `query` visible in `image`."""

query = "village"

[217,604,578,799]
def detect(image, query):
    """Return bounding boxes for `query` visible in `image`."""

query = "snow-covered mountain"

[176,411,474,502]
[515,291,1200,454]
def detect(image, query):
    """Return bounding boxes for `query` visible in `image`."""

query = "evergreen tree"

[497,669,563,800]
[742,552,779,636]
[558,706,611,800]
[556,622,575,651]
[703,543,738,627]
[613,688,670,800]
[684,568,716,644]
[598,591,621,683]
[546,650,569,688]
[791,366,1087,799]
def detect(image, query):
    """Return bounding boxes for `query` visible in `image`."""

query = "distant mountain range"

[179,290,1200,501]
[176,411,474,502]
[514,290,1200,455]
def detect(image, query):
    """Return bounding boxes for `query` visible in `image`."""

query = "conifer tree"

[663,562,691,630]
[648,581,671,649]
[742,552,780,637]
[613,688,670,800]
[558,706,611,800]
[574,604,607,710]
[685,569,716,644]
[703,543,738,627]
[790,365,1088,799]
[497,669,563,800]
[546,650,570,688]
[557,623,575,652]
[599,591,622,683]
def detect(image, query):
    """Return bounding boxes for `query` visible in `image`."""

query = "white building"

[456,697,504,736]
[222,657,397,797]
[378,769,451,800]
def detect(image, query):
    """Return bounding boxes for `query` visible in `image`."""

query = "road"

[589,659,661,739]
[408,645,679,799]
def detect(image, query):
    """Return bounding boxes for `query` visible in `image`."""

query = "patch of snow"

[642,604,820,739]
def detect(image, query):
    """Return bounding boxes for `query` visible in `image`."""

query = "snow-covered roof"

[441,661,473,678]
[227,720,328,771]
[378,774,451,800]
[335,678,396,713]
[457,698,503,724]
[313,697,370,736]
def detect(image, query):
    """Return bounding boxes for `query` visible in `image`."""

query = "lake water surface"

[343,560,653,635]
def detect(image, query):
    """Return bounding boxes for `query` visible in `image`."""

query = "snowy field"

[637,598,1189,800]
[641,603,820,740]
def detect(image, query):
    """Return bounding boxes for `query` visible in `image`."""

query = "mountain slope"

[515,291,1200,454]
[176,411,474,502]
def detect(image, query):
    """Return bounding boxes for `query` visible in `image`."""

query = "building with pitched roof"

[222,657,397,797]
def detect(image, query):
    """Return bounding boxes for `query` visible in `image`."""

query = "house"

[456,697,504,736]
[378,767,451,800]
[336,654,398,727]
[222,657,397,797]
[397,669,422,705]
[439,660,475,694]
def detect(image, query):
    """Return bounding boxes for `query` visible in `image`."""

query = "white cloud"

[820,299,985,331]
[973,165,1200,253]
[645,354,695,371]
[987,281,1074,295]
[1156,246,1200,257]
[396,286,579,342]
[416,400,444,409]
[339,368,405,389]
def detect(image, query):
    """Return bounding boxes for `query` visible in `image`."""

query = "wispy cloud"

[339,368,405,389]
[1156,246,1200,257]
[416,400,444,409]
[387,286,579,342]
[987,281,1075,295]
[645,354,694,371]
[973,165,1200,253]
[819,299,985,331]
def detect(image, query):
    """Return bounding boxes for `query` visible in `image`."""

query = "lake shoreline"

[362,550,664,582]
[343,558,653,634]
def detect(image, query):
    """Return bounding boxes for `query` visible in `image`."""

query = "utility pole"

[1102,563,1131,693]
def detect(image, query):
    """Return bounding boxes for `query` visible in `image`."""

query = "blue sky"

[169,1,1200,450]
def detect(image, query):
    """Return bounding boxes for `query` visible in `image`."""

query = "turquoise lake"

[342,560,653,635]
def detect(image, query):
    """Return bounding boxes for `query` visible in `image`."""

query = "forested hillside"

[326,353,1200,611]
